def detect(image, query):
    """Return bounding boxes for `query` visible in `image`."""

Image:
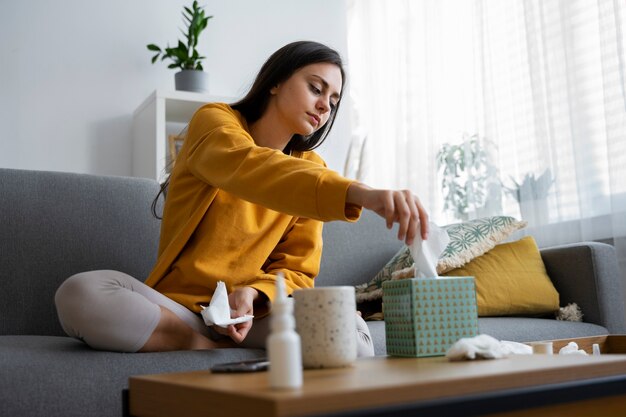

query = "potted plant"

[147,1,213,93]
[504,169,554,202]
[504,169,555,224]
[436,133,498,220]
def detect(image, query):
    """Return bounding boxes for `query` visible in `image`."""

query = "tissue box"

[383,277,479,357]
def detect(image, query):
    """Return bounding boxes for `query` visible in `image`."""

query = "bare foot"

[141,306,220,352]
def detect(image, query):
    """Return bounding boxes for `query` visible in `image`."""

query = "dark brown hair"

[232,40,345,154]
[152,41,346,218]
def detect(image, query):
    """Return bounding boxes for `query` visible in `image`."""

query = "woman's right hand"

[346,182,429,245]
[211,286,258,343]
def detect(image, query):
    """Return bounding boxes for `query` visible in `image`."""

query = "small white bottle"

[267,273,303,389]
[592,343,601,356]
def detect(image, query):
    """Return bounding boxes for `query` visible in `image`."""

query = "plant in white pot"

[147,1,213,93]
[504,169,555,225]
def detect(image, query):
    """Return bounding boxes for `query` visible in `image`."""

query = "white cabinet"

[132,89,233,181]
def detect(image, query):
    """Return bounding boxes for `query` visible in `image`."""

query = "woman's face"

[270,62,342,136]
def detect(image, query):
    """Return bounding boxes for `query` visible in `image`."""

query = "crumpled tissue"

[409,222,450,278]
[446,334,533,361]
[558,341,588,355]
[200,281,254,328]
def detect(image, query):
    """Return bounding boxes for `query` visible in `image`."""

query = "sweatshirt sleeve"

[235,216,323,303]
[184,104,361,222]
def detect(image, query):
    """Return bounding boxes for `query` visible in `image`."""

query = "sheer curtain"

[346,0,626,307]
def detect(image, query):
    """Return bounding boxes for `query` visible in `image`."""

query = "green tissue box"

[383,277,479,357]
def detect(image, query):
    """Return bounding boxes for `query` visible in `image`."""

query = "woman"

[55,41,429,354]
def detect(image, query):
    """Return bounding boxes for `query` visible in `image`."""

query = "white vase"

[174,70,210,93]
[519,198,549,226]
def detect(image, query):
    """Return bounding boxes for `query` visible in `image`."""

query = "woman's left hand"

[212,286,258,343]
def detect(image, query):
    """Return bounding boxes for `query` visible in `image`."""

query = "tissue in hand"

[200,281,254,328]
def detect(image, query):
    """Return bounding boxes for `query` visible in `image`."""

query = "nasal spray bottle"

[267,272,303,389]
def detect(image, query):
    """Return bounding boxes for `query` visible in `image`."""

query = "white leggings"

[54,270,374,356]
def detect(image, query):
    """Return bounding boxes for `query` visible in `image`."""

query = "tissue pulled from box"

[408,222,450,278]
[201,281,254,328]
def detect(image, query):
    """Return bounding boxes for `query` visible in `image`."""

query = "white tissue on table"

[200,281,254,328]
[558,341,588,355]
[446,334,532,361]
[500,340,534,355]
[409,222,450,278]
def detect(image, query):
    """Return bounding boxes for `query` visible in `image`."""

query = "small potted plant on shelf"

[147,1,213,93]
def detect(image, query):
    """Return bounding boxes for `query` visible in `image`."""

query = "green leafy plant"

[504,169,554,202]
[436,134,495,220]
[147,1,213,71]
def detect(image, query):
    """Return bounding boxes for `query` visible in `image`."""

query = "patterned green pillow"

[355,216,527,303]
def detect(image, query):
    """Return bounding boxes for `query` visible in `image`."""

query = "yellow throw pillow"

[443,236,559,317]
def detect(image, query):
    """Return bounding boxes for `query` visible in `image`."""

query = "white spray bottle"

[267,272,303,389]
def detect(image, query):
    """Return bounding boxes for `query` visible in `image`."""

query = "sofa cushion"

[477,318,608,344]
[0,169,162,337]
[0,335,265,417]
[318,210,403,287]
[443,236,560,316]
[439,216,527,272]
[367,319,608,356]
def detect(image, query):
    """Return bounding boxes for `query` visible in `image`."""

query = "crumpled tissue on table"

[446,334,533,361]
[200,281,254,328]
[559,341,588,355]
[409,222,450,278]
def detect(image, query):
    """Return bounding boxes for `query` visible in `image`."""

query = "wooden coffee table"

[129,338,626,417]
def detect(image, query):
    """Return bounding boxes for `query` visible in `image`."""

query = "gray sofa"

[1,167,624,417]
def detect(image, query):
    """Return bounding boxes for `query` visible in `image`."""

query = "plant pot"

[175,70,210,93]
[519,198,549,226]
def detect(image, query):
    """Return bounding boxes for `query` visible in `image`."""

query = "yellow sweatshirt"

[144,103,361,313]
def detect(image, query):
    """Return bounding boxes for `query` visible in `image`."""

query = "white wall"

[0,0,351,176]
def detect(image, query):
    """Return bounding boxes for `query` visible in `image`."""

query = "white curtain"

[346,0,626,304]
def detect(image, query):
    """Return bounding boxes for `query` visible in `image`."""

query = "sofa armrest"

[540,242,626,333]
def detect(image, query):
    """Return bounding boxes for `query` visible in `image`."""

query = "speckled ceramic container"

[293,287,357,369]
